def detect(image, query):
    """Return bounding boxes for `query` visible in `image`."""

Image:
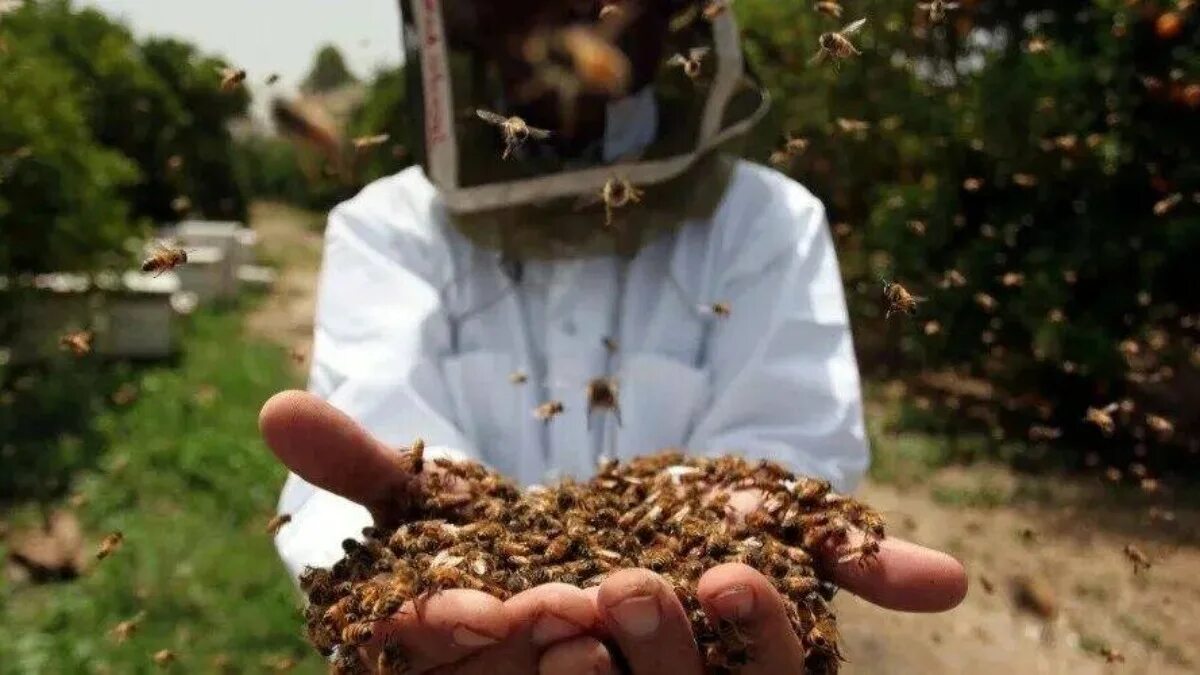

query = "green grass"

[0,309,323,674]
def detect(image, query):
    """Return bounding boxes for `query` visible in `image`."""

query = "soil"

[245,201,1200,675]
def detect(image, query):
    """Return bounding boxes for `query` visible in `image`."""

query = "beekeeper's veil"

[397,0,769,257]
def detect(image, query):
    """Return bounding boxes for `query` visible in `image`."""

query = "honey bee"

[769,150,795,168]
[962,177,984,192]
[917,1,959,23]
[1145,414,1174,439]
[784,134,810,155]
[97,531,125,560]
[377,639,410,674]
[906,220,927,236]
[219,66,247,92]
[111,611,146,644]
[598,2,624,21]
[475,110,553,160]
[266,513,292,536]
[141,242,189,277]
[703,301,732,318]
[973,292,997,312]
[1084,403,1119,436]
[923,320,942,336]
[1153,193,1182,216]
[881,279,925,318]
[1027,425,1062,442]
[667,47,711,81]
[815,2,844,20]
[341,622,375,646]
[1001,272,1025,287]
[1100,647,1125,664]
[59,330,93,357]
[1025,37,1052,54]
[834,117,870,134]
[586,377,621,429]
[1122,544,1151,574]
[153,649,176,667]
[352,133,391,151]
[265,73,281,85]
[836,538,881,566]
[602,336,619,353]
[703,0,732,21]
[811,18,867,67]
[597,176,645,229]
[780,574,820,598]
[509,370,529,385]
[534,400,565,423]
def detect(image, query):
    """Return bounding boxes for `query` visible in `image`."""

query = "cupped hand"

[260,390,968,674]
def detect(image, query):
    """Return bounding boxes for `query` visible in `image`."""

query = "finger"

[825,534,968,612]
[259,390,409,512]
[539,636,617,675]
[597,568,704,675]
[697,563,807,674]
[364,589,510,671]
[452,584,598,675]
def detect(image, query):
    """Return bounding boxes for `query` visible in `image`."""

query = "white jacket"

[275,161,869,579]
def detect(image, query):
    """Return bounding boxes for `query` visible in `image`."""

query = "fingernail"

[608,595,660,637]
[453,624,499,648]
[532,613,583,646]
[711,585,755,620]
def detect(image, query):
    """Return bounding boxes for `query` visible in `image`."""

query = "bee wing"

[1102,402,1120,414]
[475,109,507,126]
[809,49,827,65]
[841,18,868,35]
[527,127,553,140]
[666,53,688,67]
[689,47,712,60]
[947,2,961,8]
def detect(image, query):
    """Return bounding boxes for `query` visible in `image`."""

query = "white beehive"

[172,245,235,302]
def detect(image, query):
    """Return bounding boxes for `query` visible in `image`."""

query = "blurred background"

[0,0,1197,672]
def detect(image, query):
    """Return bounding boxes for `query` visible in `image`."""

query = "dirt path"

[245,201,1200,674]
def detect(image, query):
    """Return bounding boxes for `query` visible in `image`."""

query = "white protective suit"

[274,159,870,580]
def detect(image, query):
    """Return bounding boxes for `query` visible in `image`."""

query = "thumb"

[259,390,414,518]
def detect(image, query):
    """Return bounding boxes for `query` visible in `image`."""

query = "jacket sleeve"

[685,169,869,493]
[274,178,478,582]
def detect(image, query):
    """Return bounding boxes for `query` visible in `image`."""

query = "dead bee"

[1122,544,1151,574]
[219,66,247,92]
[1153,193,1182,216]
[881,279,926,318]
[266,513,292,536]
[814,2,844,20]
[534,400,565,423]
[667,47,711,81]
[1145,414,1174,440]
[141,242,189,277]
[811,18,867,68]
[1100,647,1125,664]
[97,531,125,560]
[153,649,176,668]
[509,370,529,385]
[586,377,621,429]
[1084,403,1119,436]
[59,330,94,357]
[918,1,960,23]
[475,110,553,160]
[352,133,391,151]
[110,611,146,644]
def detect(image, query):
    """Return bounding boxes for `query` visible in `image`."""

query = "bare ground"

[245,202,1200,674]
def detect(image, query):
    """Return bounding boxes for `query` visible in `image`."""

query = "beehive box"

[171,245,236,302]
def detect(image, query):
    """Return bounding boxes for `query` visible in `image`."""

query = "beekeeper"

[262,1,966,673]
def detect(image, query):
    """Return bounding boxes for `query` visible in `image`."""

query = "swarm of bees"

[299,450,884,674]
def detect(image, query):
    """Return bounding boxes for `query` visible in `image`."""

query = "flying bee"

[1145,414,1174,439]
[784,134,810,155]
[59,330,93,357]
[586,377,621,429]
[1153,193,1182,216]
[141,242,189,277]
[917,1,960,23]
[834,117,870,134]
[881,279,925,318]
[265,73,280,85]
[509,370,529,385]
[1122,544,1151,574]
[1024,36,1051,54]
[352,133,391,151]
[974,292,997,312]
[1084,403,1119,436]
[703,0,732,21]
[153,649,176,668]
[667,47,711,81]
[219,66,247,92]
[811,18,867,68]
[702,301,732,318]
[266,513,292,536]
[587,176,645,229]
[110,611,146,644]
[97,531,125,560]
[602,336,619,353]
[474,110,553,160]
[815,2,844,20]
[534,400,565,423]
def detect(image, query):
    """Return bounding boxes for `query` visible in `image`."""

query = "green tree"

[301,44,359,94]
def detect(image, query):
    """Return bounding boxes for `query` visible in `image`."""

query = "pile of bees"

[301,448,885,674]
